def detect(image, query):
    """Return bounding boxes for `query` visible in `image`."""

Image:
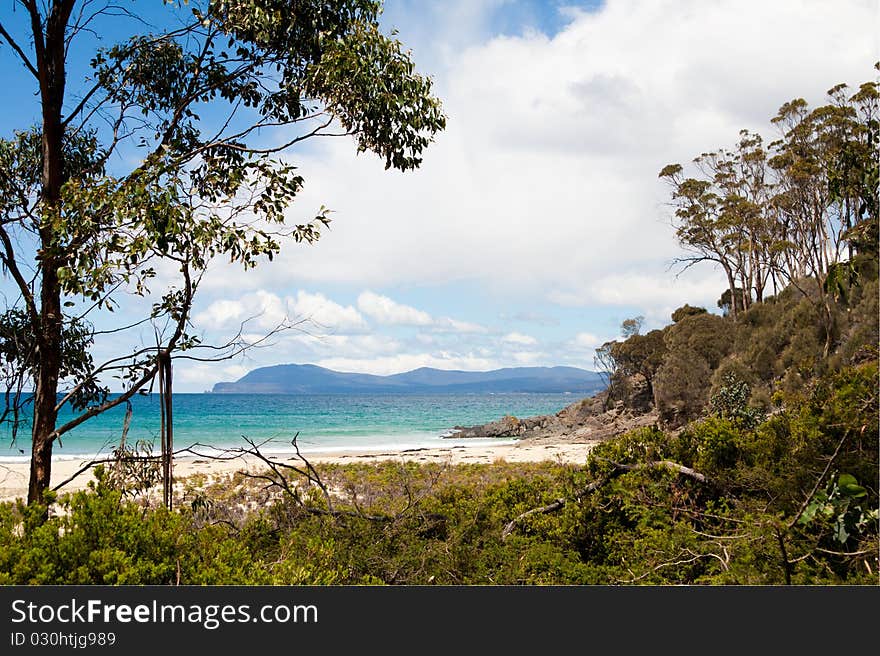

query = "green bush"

[686,417,742,472]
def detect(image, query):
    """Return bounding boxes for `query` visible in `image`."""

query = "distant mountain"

[211,364,605,395]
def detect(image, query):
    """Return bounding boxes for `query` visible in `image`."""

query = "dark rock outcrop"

[450,377,659,444]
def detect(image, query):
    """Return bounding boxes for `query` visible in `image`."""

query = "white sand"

[0,440,597,503]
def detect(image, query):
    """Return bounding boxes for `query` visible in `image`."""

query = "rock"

[453,414,525,438]
[448,379,660,444]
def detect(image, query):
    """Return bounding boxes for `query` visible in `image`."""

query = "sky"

[1,0,878,391]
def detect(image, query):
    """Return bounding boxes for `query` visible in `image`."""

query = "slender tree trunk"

[821,295,835,359]
[740,283,750,314]
[757,265,766,303]
[27,1,72,506]
[844,196,853,262]
[723,266,738,320]
[743,239,754,310]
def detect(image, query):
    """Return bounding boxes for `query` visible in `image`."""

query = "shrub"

[685,417,742,472]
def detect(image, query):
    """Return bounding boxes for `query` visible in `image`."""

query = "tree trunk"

[723,266,738,320]
[821,296,835,359]
[27,1,72,506]
[27,266,62,505]
[740,284,750,314]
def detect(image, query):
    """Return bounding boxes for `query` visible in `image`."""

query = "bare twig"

[788,430,850,529]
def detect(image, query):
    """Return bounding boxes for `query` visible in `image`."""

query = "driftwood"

[501,459,709,539]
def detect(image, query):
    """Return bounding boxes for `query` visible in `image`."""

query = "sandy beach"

[0,439,598,503]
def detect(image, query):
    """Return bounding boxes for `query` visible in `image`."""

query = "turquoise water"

[0,393,582,462]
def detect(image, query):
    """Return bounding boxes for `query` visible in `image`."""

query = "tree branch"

[0,225,39,327]
[788,430,850,529]
[502,460,710,539]
[0,20,39,78]
[53,255,196,438]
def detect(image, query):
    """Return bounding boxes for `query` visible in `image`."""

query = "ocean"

[0,393,582,462]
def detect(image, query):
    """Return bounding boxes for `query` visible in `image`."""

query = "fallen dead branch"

[501,459,710,539]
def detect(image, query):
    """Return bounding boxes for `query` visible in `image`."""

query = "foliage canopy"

[0,0,446,504]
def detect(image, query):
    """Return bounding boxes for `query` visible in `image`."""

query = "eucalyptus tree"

[768,78,878,355]
[620,315,643,339]
[659,130,777,319]
[658,162,746,319]
[660,71,878,343]
[0,0,445,505]
[593,340,618,410]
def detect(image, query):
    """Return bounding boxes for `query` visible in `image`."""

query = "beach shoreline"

[0,438,598,503]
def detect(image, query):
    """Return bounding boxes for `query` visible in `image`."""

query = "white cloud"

[176,363,251,389]
[315,352,498,375]
[502,331,538,346]
[194,289,367,334]
[356,291,488,333]
[552,269,727,308]
[357,290,433,326]
[288,333,402,357]
[511,350,546,365]
[196,0,873,323]
[433,317,489,334]
[194,289,287,332]
[569,332,607,351]
[162,0,875,391]
[194,298,249,328]
[288,290,368,332]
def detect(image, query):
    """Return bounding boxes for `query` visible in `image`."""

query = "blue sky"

[1,0,877,391]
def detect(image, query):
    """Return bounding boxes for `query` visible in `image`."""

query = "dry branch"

[50,434,393,523]
[501,459,710,539]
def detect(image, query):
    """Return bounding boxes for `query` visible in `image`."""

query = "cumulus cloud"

[510,351,547,365]
[357,291,488,333]
[569,332,608,351]
[193,289,286,332]
[433,317,489,334]
[502,332,538,345]
[357,291,433,326]
[194,290,367,334]
[288,290,368,332]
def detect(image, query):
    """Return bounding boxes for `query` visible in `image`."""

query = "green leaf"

[837,474,867,498]
[798,504,818,525]
[835,516,850,544]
